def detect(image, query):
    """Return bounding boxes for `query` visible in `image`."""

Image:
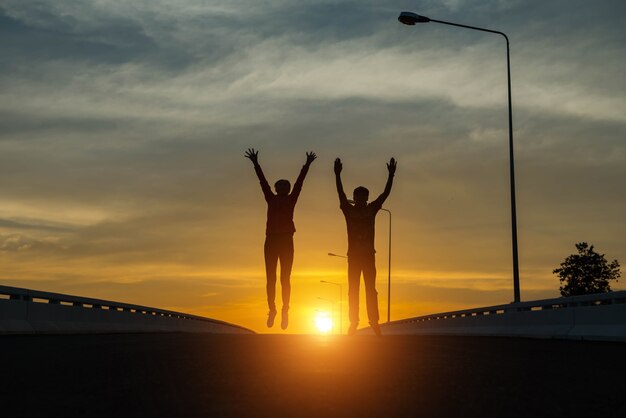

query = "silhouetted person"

[245,148,317,329]
[334,157,397,336]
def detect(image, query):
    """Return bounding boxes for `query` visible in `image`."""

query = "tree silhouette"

[553,242,621,297]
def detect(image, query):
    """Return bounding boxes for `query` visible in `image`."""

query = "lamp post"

[380,208,392,322]
[320,279,343,334]
[317,297,336,334]
[398,11,521,303]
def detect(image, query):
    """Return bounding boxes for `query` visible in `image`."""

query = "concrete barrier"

[359,291,626,341]
[0,285,254,335]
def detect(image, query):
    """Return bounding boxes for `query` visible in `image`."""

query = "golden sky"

[1,0,625,333]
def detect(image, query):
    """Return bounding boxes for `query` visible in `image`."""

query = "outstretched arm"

[245,148,273,201]
[334,158,349,208]
[371,158,397,209]
[291,151,316,200]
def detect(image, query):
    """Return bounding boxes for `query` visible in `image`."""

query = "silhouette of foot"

[348,323,358,336]
[267,309,277,328]
[370,323,382,337]
[281,308,289,330]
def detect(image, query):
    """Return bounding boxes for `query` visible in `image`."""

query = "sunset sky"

[1,0,625,334]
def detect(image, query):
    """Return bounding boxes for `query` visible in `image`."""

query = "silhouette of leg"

[347,257,362,334]
[279,236,294,311]
[363,256,379,329]
[278,235,294,330]
[264,237,278,327]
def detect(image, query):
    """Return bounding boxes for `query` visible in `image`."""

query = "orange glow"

[314,311,333,334]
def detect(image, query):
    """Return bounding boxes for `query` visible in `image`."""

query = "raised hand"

[334,158,343,175]
[305,151,317,166]
[245,148,259,165]
[387,157,397,175]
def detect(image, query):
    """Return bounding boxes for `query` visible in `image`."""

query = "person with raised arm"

[334,157,397,336]
[245,148,317,330]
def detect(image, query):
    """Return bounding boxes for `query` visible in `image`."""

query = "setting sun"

[314,312,333,334]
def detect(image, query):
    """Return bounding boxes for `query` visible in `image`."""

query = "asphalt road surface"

[2,334,625,418]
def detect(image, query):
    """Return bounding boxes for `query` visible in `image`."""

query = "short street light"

[398,11,521,303]
[320,280,343,335]
[317,297,336,334]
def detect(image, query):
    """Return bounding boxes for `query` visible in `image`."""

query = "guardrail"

[0,284,254,335]
[360,291,626,341]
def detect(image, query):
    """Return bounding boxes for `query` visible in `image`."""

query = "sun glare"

[314,312,333,334]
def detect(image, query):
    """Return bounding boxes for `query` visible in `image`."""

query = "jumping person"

[334,157,396,336]
[245,148,316,329]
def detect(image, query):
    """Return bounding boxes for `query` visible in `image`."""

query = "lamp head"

[398,11,430,25]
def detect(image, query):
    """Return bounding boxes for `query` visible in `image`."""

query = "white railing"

[390,291,626,323]
[0,284,254,334]
[365,291,626,341]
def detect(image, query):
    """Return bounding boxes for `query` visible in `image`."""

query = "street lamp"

[380,208,392,322]
[317,297,336,334]
[398,11,521,303]
[320,280,343,334]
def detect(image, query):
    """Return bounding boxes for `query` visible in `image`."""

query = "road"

[2,334,625,418]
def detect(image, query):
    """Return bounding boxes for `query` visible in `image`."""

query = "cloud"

[0,217,76,233]
[0,233,65,252]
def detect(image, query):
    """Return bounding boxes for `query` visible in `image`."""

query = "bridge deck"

[2,334,625,417]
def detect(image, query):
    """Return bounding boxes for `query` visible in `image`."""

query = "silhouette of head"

[353,186,369,205]
[274,179,291,196]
